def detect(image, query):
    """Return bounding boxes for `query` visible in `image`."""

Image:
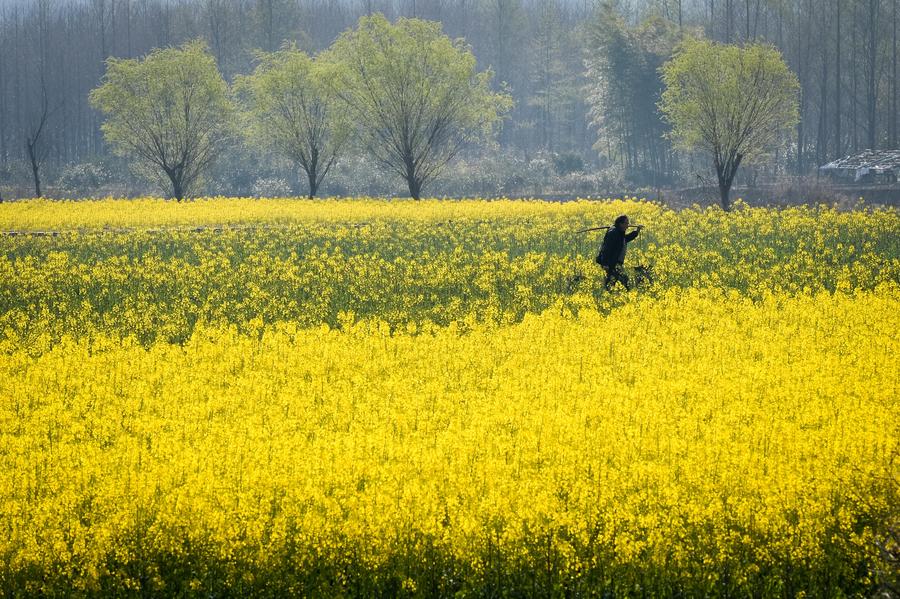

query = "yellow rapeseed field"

[0,198,897,597]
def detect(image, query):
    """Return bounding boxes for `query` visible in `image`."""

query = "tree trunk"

[125,0,132,56]
[853,0,859,153]
[717,177,732,211]
[407,177,422,200]
[753,0,761,38]
[818,86,827,166]
[836,0,842,157]
[25,101,47,199]
[715,153,743,212]
[745,0,750,40]
[307,149,320,199]
[818,5,829,165]
[797,98,805,174]
[893,0,898,147]
[726,0,733,42]
[868,0,878,149]
[169,172,184,201]
[27,141,42,198]
[0,24,5,173]
[12,8,21,171]
[306,169,318,199]
[796,1,808,174]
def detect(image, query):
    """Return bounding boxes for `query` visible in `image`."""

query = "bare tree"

[835,0,842,157]
[24,85,52,198]
[892,0,897,147]
[0,4,6,177]
[21,0,56,198]
[867,0,880,149]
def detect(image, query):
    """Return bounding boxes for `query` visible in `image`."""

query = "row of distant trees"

[88,13,798,209]
[90,15,511,201]
[0,0,892,199]
[588,0,900,186]
[0,0,596,198]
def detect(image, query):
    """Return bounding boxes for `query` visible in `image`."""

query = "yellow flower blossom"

[0,197,896,596]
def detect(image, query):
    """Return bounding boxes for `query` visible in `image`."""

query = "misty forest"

[1,0,898,204]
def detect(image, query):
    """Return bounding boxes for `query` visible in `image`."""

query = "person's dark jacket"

[597,227,639,267]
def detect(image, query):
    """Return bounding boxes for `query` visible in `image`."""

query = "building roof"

[820,150,900,181]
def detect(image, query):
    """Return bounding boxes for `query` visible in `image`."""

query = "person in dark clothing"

[597,215,643,290]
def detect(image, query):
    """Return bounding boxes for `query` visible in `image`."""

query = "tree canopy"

[660,38,800,210]
[324,14,513,199]
[234,44,349,198]
[90,40,233,200]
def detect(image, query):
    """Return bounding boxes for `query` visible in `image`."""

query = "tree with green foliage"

[659,38,800,210]
[90,41,233,200]
[234,44,349,198]
[324,14,513,200]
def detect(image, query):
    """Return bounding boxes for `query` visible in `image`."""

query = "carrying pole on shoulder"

[566,224,647,292]
[575,226,610,235]
[575,224,641,235]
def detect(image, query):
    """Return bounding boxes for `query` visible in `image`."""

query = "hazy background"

[0,0,896,201]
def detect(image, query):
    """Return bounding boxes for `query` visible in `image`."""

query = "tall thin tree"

[892,0,898,147]
[835,0,842,157]
[867,0,879,149]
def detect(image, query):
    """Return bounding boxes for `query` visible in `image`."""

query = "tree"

[234,44,350,198]
[585,5,680,185]
[528,0,576,154]
[835,0,842,158]
[23,0,55,198]
[866,0,880,150]
[24,85,52,198]
[660,38,799,210]
[324,14,512,199]
[90,40,232,200]
[253,0,299,53]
